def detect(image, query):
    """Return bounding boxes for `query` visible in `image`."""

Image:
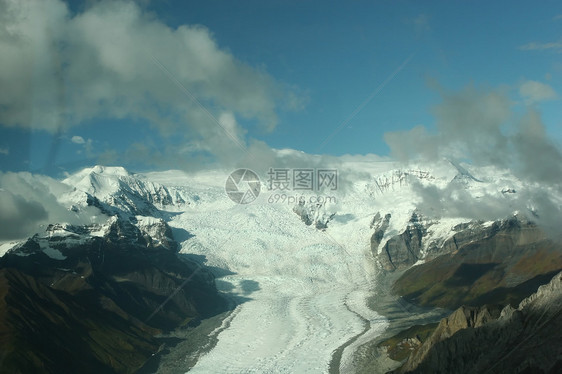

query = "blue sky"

[1,0,561,176]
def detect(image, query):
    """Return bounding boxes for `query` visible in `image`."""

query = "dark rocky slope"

[372,212,426,272]
[0,218,229,374]
[387,216,562,309]
[393,271,562,373]
[368,213,562,374]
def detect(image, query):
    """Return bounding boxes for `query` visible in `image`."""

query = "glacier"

[0,158,554,373]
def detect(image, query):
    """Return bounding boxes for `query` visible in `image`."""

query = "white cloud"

[383,83,562,236]
[519,39,562,52]
[385,85,512,165]
[0,0,302,163]
[0,187,47,240]
[519,80,557,104]
[385,83,562,184]
[0,171,103,240]
[71,135,85,144]
[413,14,430,37]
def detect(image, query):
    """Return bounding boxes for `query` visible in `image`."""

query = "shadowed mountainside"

[385,216,562,310]
[0,218,230,374]
[370,214,562,374]
[392,271,562,373]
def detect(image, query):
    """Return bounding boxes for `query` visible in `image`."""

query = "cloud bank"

[519,80,557,104]
[0,171,102,240]
[519,39,562,52]
[384,82,562,235]
[0,0,302,165]
[385,82,561,184]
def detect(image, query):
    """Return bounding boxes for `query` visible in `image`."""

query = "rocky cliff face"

[372,212,546,272]
[394,271,562,374]
[433,215,545,260]
[383,214,562,310]
[292,200,335,230]
[0,218,229,374]
[369,210,562,374]
[373,212,427,271]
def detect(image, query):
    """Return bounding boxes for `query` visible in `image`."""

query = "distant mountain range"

[0,161,560,373]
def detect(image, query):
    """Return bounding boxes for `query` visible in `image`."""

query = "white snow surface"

[41,245,67,260]
[162,177,383,373]
[0,242,17,257]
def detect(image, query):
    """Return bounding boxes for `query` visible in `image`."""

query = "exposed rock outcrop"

[373,212,428,271]
[392,215,562,309]
[366,169,434,197]
[293,200,335,230]
[433,215,544,260]
[370,212,391,249]
[394,271,562,374]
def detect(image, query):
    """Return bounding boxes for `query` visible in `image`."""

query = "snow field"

[167,193,386,373]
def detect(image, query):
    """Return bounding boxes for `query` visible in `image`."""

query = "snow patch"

[0,242,18,257]
[42,246,67,260]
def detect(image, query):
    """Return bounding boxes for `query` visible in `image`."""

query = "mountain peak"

[447,158,482,182]
[90,165,130,176]
[61,165,189,217]
[65,165,130,183]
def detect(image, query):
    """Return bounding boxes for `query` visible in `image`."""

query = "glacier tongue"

[168,193,383,373]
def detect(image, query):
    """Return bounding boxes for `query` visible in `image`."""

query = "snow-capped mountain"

[0,201,228,373]
[1,160,560,374]
[61,165,191,217]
